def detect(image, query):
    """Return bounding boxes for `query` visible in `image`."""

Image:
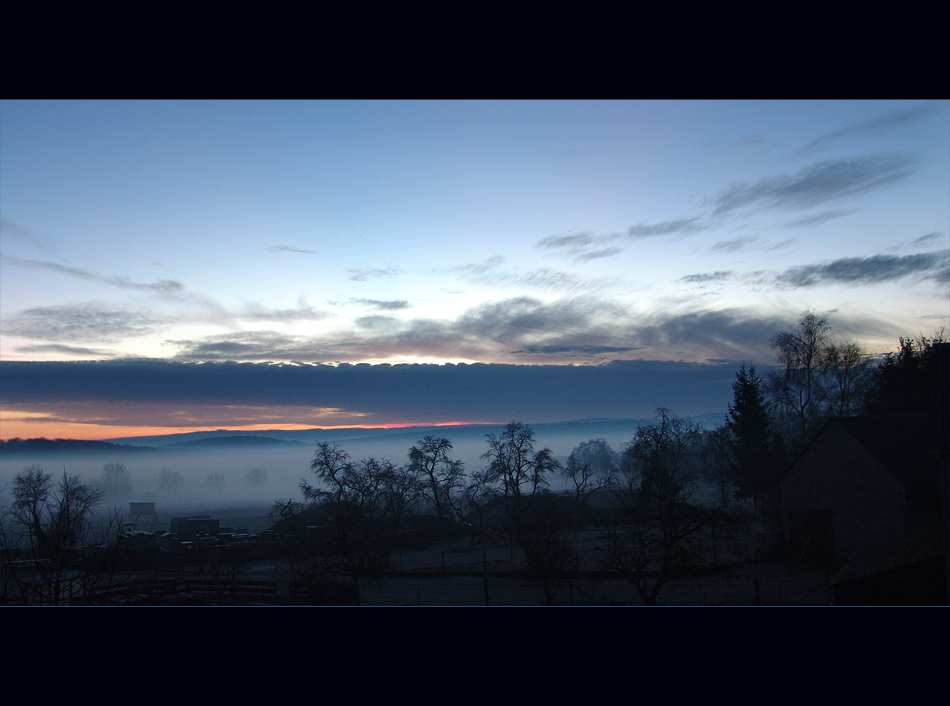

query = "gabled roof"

[782,413,941,495]
[834,414,940,494]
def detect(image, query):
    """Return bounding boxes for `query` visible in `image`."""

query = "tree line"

[714,311,946,515]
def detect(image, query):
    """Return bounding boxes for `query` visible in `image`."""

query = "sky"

[1,100,947,439]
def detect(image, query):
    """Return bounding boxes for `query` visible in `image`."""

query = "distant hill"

[164,436,307,449]
[3,416,725,456]
[0,435,305,456]
[101,415,723,449]
[0,438,153,455]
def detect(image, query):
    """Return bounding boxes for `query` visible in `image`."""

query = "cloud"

[453,258,592,294]
[354,315,401,331]
[509,345,640,357]
[712,154,916,216]
[0,218,52,251]
[909,232,943,248]
[265,245,317,255]
[346,298,412,311]
[347,265,401,281]
[801,102,943,153]
[14,344,116,357]
[536,233,624,263]
[4,293,326,347]
[163,293,814,368]
[782,209,856,228]
[4,303,160,343]
[538,218,706,263]
[575,247,624,262]
[168,296,633,363]
[238,300,328,322]
[537,233,602,251]
[0,358,750,423]
[25,304,911,424]
[679,271,734,284]
[1,255,184,293]
[452,256,505,276]
[768,239,796,250]
[775,250,950,288]
[711,236,758,253]
[169,331,306,360]
[627,217,705,238]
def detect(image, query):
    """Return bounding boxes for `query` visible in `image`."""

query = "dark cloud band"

[0,358,747,423]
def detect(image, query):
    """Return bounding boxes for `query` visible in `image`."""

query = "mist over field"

[0,418,723,513]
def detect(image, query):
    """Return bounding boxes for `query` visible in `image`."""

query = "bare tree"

[563,438,617,507]
[1,466,118,605]
[245,468,268,486]
[482,421,560,554]
[769,311,832,445]
[823,340,872,416]
[408,436,465,528]
[158,468,183,496]
[205,473,226,489]
[621,408,701,512]
[298,443,417,601]
[605,409,735,605]
[99,462,132,498]
[461,469,497,545]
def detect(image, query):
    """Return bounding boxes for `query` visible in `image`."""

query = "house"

[780,414,947,565]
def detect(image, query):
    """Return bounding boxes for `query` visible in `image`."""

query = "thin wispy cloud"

[575,247,624,262]
[775,251,950,288]
[345,298,412,311]
[14,343,115,357]
[347,265,401,281]
[910,232,943,248]
[801,102,943,154]
[5,303,161,343]
[452,257,593,294]
[238,300,328,322]
[509,344,640,356]
[536,233,624,262]
[712,154,917,216]
[537,217,706,263]
[768,239,796,251]
[4,295,327,347]
[169,331,305,361]
[0,218,52,252]
[711,236,758,253]
[679,271,734,284]
[265,245,317,255]
[464,267,592,294]
[1,255,184,293]
[782,209,856,228]
[627,217,705,238]
[537,232,603,251]
[451,256,505,276]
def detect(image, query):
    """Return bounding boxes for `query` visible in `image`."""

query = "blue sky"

[1,101,947,438]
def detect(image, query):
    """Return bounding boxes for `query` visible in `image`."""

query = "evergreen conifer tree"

[726,364,778,509]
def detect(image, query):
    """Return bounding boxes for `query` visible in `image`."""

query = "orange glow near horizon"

[0,417,493,442]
